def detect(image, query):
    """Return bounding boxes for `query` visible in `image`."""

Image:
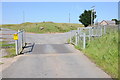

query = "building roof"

[100,20,115,24]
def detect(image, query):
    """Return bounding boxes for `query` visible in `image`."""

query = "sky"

[1,2,118,24]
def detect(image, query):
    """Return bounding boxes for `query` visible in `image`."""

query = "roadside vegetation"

[0,41,15,48]
[0,41,16,58]
[74,29,118,78]
[78,9,118,78]
[0,62,4,64]
[1,22,83,33]
[3,48,16,58]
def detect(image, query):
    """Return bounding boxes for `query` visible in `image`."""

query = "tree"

[79,10,96,27]
[112,19,119,25]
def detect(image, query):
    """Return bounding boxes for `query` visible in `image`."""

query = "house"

[99,20,116,25]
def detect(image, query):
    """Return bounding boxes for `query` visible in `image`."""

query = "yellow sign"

[13,34,18,40]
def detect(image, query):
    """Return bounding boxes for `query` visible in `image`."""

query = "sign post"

[13,34,18,55]
[13,34,18,40]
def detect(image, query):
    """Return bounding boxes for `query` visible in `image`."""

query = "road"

[2,31,111,78]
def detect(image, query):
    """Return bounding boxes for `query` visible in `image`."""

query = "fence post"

[91,28,93,36]
[100,26,102,36]
[89,28,91,41]
[15,31,19,55]
[75,32,78,46]
[77,28,80,43]
[98,26,100,36]
[70,30,72,44]
[22,30,24,47]
[97,26,99,36]
[104,26,106,34]
[23,30,26,46]
[15,39,18,55]
[83,33,86,49]
[79,28,81,37]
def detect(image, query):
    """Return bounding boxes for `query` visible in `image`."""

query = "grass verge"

[3,48,16,58]
[0,41,15,48]
[0,41,16,58]
[73,31,118,78]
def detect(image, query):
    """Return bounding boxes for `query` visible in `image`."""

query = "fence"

[14,30,25,55]
[70,25,118,49]
[0,28,16,49]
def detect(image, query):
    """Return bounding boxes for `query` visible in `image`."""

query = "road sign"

[13,34,18,40]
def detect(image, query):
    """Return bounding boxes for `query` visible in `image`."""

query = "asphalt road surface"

[2,31,111,78]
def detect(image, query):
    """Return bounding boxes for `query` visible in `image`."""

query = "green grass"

[0,41,16,58]
[78,31,118,78]
[2,22,83,33]
[0,62,4,64]
[0,41,15,48]
[3,48,16,58]
[71,29,118,78]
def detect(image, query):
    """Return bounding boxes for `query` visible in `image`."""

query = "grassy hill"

[1,22,83,33]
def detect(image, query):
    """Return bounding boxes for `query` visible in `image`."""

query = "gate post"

[14,32,18,55]
[15,39,18,55]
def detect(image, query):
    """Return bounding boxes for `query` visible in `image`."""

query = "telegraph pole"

[91,9,93,26]
[23,11,25,23]
[69,12,70,23]
[91,6,95,26]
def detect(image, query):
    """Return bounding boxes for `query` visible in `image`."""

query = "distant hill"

[1,22,84,33]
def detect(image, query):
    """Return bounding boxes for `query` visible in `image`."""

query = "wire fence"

[0,29,16,48]
[70,25,118,49]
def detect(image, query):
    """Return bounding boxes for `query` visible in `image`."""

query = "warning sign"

[13,34,18,40]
